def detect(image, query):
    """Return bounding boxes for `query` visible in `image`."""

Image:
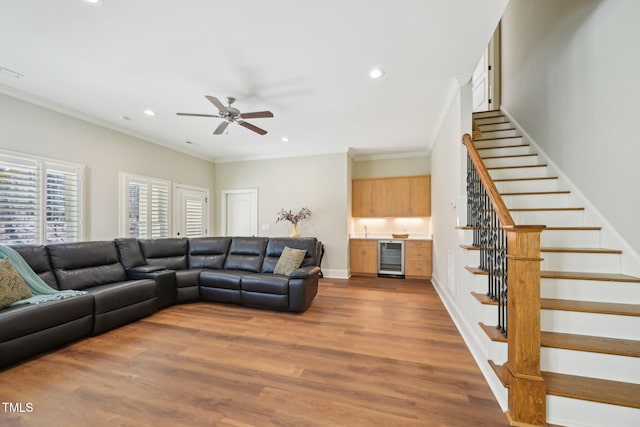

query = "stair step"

[467,266,640,284]
[488,361,640,409]
[476,143,530,152]
[472,111,504,119]
[500,190,571,196]
[493,176,558,182]
[542,270,640,283]
[477,122,514,132]
[543,371,640,409]
[474,135,522,142]
[509,207,584,211]
[541,298,640,317]
[462,245,621,255]
[473,295,640,318]
[481,153,538,160]
[487,164,548,171]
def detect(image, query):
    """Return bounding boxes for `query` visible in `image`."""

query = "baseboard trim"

[322,269,350,279]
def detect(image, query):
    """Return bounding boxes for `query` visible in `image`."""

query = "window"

[0,150,84,245]
[120,173,170,239]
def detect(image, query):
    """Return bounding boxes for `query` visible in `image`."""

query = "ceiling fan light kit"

[177,96,274,136]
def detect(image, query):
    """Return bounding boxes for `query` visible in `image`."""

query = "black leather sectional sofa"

[0,236,321,369]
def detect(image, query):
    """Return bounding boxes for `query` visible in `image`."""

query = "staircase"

[463,111,640,426]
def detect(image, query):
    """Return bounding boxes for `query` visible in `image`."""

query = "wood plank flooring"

[0,277,508,426]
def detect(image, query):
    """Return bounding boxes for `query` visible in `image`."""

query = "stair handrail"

[463,128,547,426]
[463,133,514,227]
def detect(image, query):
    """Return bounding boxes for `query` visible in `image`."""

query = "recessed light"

[281,137,289,142]
[369,68,385,79]
[120,115,132,121]
[143,109,155,117]
[83,0,103,4]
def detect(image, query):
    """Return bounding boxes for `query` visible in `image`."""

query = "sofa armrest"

[126,267,177,309]
[128,265,167,275]
[289,265,321,279]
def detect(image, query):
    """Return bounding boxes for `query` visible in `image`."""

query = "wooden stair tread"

[474,135,522,142]
[461,245,621,254]
[479,321,506,342]
[481,153,537,160]
[488,362,640,409]
[509,207,584,211]
[487,164,548,170]
[541,298,640,316]
[466,266,640,283]
[542,270,640,283]
[493,176,558,182]
[541,331,640,357]
[476,143,530,151]
[500,190,570,196]
[544,226,601,231]
[543,371,640,409]
[474,294,640,318]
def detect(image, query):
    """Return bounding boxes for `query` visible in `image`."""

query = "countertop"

[349,234,432,241]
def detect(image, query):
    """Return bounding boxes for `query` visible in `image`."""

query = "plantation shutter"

[123,173,170,239]
[0,151,84,245]
[185,197,205,237]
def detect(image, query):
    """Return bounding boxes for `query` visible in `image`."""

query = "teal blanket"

[0,245,87,306]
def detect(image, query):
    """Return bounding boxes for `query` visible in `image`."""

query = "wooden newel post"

[504,225,547,426]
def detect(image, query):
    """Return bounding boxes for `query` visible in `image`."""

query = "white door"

[221,189,258,236]
[472,49,490,112]
[174,185,209,237]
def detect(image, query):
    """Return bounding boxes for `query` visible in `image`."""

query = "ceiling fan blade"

[176,112,220,118]
[238,121,267,135]
[240,111,274,119]
[205,95,229,114]
[213,121,230,135]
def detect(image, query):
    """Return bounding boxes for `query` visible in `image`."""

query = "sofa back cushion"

[114,238,146,270]
[223,237,268,273]
[10,244,60,289]
[188,237,231,269]
[139,238,188,270]
[47,241,127,290]
[261,237,319,273]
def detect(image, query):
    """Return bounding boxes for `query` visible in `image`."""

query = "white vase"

[290,223,300,238]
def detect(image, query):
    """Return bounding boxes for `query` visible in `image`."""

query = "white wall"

[352,155,430,179]
[0,92,216,240]
[214,153,350,278]
[501,0,640,255]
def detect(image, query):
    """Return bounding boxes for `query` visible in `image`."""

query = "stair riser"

[482,156,540,169]
[494,179,559,193]
[477,122,513,132]
[475,116,508,125]
[541,278,640,305]
[541,229,601,248]
[541,310,640,340]
[510,210,585,227]
[502,193,571,209]
[488,167,550,180]
[478,145,532,157]
[547,396,640,427]
[541,252,621,274]
[473,111,503,119]
[474,136,523,149]
[475,129,518,139]
[542,348,640,383]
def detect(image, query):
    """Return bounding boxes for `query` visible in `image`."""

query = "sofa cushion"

[200,270,244,290]
[273,247,307,276]
[10,245,59,289]
[47,241,127,290]
[115,238,146,269]
[139,238,189,270]
[84,279,157,315]
[0,293,94,342]
[0,259,32,308]
[241,273,289,295]
[223,237,268,273]
[262,237,318,273]
[189,237,231,269]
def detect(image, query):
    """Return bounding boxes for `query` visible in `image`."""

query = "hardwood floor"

[0,277,508,426]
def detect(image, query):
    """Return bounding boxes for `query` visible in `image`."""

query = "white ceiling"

[0,0,507,163]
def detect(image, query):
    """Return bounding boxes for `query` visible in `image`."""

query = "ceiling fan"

[176,95,274,135]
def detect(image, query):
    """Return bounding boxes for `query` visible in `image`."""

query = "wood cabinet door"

[405,240,432,278]
[349,240,378,274]
[409,175,431,217]
[352,179,372,217]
